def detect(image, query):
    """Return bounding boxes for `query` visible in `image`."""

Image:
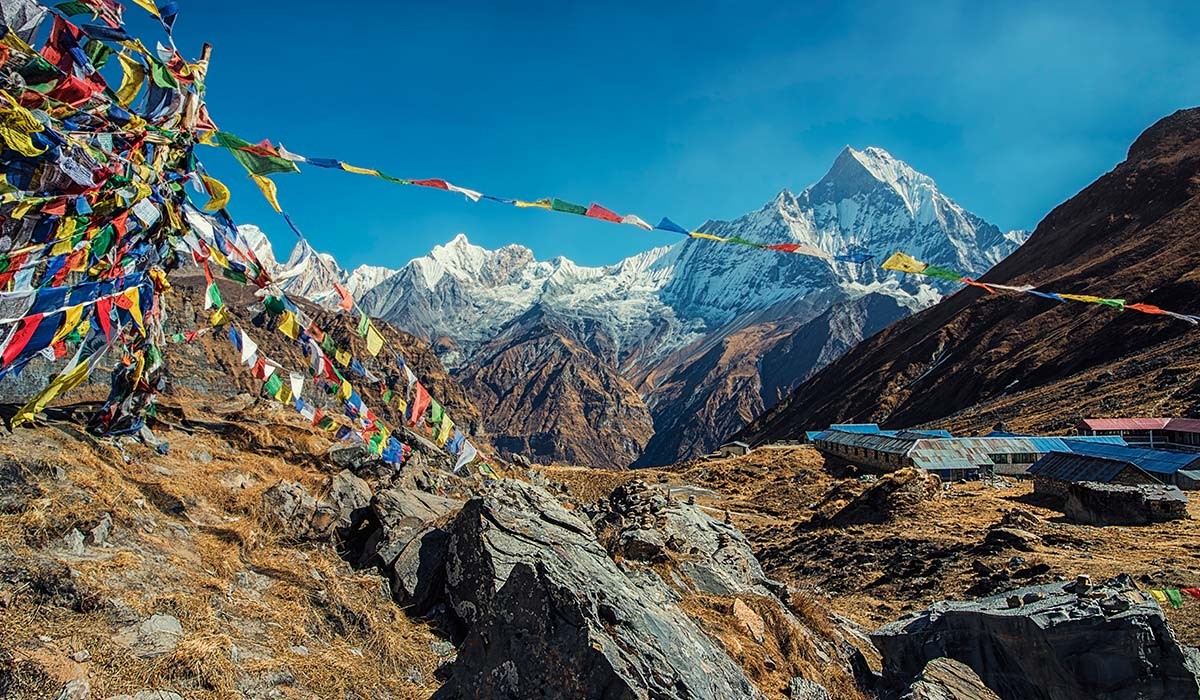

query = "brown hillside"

[738,107,1200,442]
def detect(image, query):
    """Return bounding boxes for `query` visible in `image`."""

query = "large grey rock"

[432,479,765,700]
[595,481,785,598]
[872,578,1200,700]
[901,658,1000,700]
[367,487,462,612]
[371,487,461,567]
[259,481,338,541]
[328,470,372,535]
[328,444,391,479]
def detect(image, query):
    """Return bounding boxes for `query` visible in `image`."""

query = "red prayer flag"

[47,74,101,107]
[1127,303,1168,315]
[111,211,129,237]
[407,382,432,427]
[333,282,354,312]
[585,203,622,223]
[961,277,997,294]
[1183,587,1200,601]
[52,341,67,359]
[0,314,44,367]
[112,292,134,310]
[411,179,449,190]
[41,199,67,216]
[766,243,801,253]
[96,298,112,340]
[0,252,29,289]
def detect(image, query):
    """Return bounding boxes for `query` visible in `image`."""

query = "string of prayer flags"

[207,132,875,265]
[881,251,1199,326]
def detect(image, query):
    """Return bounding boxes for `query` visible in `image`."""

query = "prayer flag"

[689,232,728,242]
[341,163,380,176]
[514,198,551,209]
[11,352,94,427]
[550,198,587,215]
[1126,303,1168,315]
[1165,588,1184,609]
[239,329,257,364]
[453,440,478,474]
[621,214,653,230]
[961,278,997,294]
[264,373,283,398]
[1149,589,1169,606]
[585,203,622,223]
[881,251,928,275]
[411,178,449,190]
[356,313,370,338]
[213,132,300,176]
[407,382,431,427]
[289,372,304,400]
[278,311,301,340]
[250,173,282,213]
[1182,587,1200,601]
[333,282,354,311]
[1028,291,1065,303]
[655,217,688,235]
[335,349,350,367]
[920,264,966,281]
[365,323,385,356]
[446,183,483,202]
[436,415,455,446]
[201,174,230,211]
[115,51,145,106]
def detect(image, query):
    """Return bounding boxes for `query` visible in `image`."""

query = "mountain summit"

[254,147,1026,466]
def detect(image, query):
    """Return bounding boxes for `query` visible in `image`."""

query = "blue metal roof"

[1058,443,1200,475]
[1028,452,1141,483]
[829,423,883,434]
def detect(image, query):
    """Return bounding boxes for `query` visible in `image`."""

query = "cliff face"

[454,306,653,469]
[737,108,1200,443]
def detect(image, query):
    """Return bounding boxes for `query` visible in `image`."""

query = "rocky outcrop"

[259,481,340,541]
[871,577,1200,700]
[901,658,1000,700]
[812,469,942,526]
[433,479,766,699]
[1063,481,1188,525]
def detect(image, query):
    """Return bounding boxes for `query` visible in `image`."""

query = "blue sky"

[145,1,1199,269]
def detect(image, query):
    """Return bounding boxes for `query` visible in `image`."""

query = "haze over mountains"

[245,146,1027,467]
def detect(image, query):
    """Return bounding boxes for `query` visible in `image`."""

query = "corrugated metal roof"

[1060,443,1200,475]
[908,440,988,471]
[813,430,920,455]
[1027,452,1142,483]
[1060,436,1128,446]
[1078,418,1171,431]
[1166,418,1200,433]
[895,429,954,438]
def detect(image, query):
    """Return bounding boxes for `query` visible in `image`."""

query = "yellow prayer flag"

[396,397,408,417]
[249,173,282,214]
[689,232,729,242]
[52,304,86,344]
[209,306,231,327]
[201,174,231,211]
[278,311,301,340]
[1149,589,1169,606]
[0,105,46,157]
[335,349,350,367]
[365,323,385,356]
[338,379,352,400]
[11,198,38,220]
[881,251,929,275]
[11,359,93,427]
[436,416,455,447]
[128,0,161,17]
[341,163,380,176]
[116,52,146,107]
[125,289,144,334]
[1059,294,1106,304]
[205,243,231,271]
[515,199,552,209]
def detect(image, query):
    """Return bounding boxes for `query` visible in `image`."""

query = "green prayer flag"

[170,333,185,343]
[263,296,286,315]
[317,416,335,431]
[55,1,92,15]
[368,430,385,454]
[148,58,178,89]
[264,373,283,397]
[213,132,300,177]
[1166,588,1184,609]
[382,389,393,404]
[550,198,587,215]
[428,399,444,425]
[321,335,336,355]
[726,236,763,247]
[1097,299,1126,309]
[205,282,223,309]
[221,267,248,285]
[91,224,115,258]
[356,313,370,338]
[920,265,966,281]
[83,40,115,70]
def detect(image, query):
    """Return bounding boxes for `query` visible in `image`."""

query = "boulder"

[328,444,391,480]
[370,487,461,567]
[432,479,765,700]
[787,678,830,699]
[814,469,941,526]
[901,658,1000,700]
[871,578,1200,700]
[259,481,338,541]
[982,527,1039,553]
[328,470,372,535]
[113,614,183,659]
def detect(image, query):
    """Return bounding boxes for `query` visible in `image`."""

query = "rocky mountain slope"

[252,147,1026,466]
[737,108,1200,444]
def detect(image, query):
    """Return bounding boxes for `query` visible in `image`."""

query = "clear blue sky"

[147,1,1199,269]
